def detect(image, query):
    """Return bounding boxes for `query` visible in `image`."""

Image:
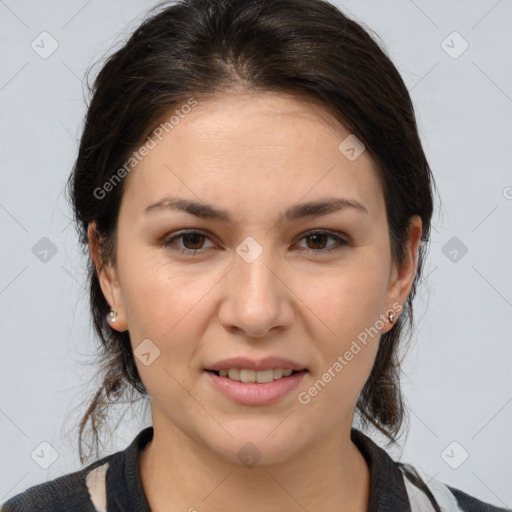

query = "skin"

[89,90,422,512]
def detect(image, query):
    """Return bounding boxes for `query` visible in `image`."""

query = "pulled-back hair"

[67,0,438,504]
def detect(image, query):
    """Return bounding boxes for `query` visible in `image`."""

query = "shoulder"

[400,463,510,512]
[350,429,510,511]
[447,485,511,512]
[0,455,114,512]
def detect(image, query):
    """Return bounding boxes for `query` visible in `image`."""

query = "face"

[91,91,421,466]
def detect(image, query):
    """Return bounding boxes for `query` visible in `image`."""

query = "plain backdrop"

[0,0,511,507]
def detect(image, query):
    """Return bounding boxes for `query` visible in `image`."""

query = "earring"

[107,310,117,324]
[388,311,396,323]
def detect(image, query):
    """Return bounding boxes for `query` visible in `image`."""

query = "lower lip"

[205,370,308,406]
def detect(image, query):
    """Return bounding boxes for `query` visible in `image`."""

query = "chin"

[201,423,309,467]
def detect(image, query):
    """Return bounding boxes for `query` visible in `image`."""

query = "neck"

[139,418,370,512]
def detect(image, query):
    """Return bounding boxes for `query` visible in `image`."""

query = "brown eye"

[162,230,215,254]
[297,231,348,254]
[181,233,206,250]
[161,229,348,256]
[305,233,329,250]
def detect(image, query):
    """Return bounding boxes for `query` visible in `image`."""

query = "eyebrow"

[142,196,368,222]
[143,197,369,222]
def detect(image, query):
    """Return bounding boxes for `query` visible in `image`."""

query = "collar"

[351,428,412,511]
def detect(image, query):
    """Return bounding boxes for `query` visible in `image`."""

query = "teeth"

[240,369,256,382]
[217,368,297,382]
[256,369,274,383]
[227,368,239,380]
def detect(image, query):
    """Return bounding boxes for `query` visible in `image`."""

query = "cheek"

[293,255,386,399]
[117,249,223,389]
[122,262,213,402]
[298,254,389,342]
[118,241,212,333]
[295,331,380,432]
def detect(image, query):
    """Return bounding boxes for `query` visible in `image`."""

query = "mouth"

[205,368,308,383]
[204,368,309,405]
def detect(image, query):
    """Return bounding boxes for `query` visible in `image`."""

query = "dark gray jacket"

[2,427,510,511]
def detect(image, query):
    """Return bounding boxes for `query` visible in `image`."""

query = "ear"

[87,223,128,332]
[382,215,423,333]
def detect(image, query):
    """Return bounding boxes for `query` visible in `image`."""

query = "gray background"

[0,0,511,507]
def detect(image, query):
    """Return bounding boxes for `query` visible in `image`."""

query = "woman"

[2,0,509,510]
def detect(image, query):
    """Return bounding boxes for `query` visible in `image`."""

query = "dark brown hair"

[67,0,439,504]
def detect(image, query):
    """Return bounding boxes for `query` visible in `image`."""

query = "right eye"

[161,230,217,254]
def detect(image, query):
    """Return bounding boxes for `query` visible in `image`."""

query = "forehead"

[121,91,384,219]
[170,91,358,152]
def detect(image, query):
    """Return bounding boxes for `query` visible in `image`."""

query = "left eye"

[161,230,347,254]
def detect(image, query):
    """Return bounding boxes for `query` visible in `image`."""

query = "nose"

[217,245,294,338]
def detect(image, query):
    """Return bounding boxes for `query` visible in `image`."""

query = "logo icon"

[31,32,59,59]
[442,236,468,263]
[441,31,469,59]
[441,441,469,469]
[31,441,59,469]
[338,134,365,161]
[236,236,263,264]
[237,442,263,467]
[134,338,161,366]
[32,237,58,263]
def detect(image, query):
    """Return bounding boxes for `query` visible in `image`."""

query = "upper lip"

[206,356,308,372]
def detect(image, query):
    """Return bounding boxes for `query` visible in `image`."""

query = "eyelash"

[161,230,348,255]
